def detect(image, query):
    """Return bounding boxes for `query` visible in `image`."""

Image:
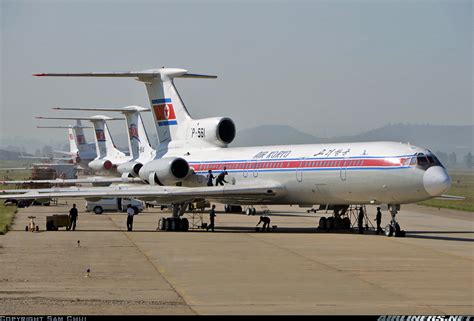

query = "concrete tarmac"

[0,201,472,315]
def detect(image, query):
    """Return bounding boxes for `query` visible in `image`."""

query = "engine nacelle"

[187,117,236,147]
[117,161,143,177]
[138,157,190,186]
[88,159,113,171]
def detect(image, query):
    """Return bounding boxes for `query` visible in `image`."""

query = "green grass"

[418,170,474,212]
[0,161,33,234]
[0,205,17,235]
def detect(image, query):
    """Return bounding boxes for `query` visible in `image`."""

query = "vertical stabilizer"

[68,127,79,154]
[73,120,89,154]
[34,68,217,149]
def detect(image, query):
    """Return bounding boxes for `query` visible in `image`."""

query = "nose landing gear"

[384,204,405,237]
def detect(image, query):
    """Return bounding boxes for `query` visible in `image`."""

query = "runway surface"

[0,201,472,315]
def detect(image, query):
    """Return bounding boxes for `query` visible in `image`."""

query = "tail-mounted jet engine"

[138,157,190,186]
[187,117,236,147]
[117,161,143,177]
[88,159,113,171]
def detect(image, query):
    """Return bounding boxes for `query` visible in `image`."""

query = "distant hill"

[0,149,33,160]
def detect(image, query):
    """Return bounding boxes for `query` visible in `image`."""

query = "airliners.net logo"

[378,316,471,321]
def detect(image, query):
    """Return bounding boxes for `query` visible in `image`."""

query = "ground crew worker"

[206,169,215,186]
[358,207,364,234]
[207,204,216,232]
[68,203,78,231]
[127,204,135,231]
[256,216,271,232]
[215,167,228,186]
[375,207,383,234]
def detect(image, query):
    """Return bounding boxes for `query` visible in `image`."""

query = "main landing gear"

[157,203,189,232]
[245,206,257,216]
[384,204,405,237]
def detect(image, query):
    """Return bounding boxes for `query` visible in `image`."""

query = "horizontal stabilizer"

[37,125,92,129]
[53,106,150,113]
[37,116,124,121]
[33,68,217,80]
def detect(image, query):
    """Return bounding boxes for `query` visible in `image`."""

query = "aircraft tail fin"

[35,68,217,147]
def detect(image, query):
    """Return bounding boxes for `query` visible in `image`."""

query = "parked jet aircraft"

[1,68,452,235]
[53,106,157,178]
[36,115,130,171]
[36,122,96,167]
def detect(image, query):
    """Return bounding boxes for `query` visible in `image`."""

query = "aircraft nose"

[423,166,451,196]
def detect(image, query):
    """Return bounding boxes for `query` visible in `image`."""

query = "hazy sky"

[1,0,472,146]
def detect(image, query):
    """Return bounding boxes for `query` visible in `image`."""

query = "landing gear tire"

[384,224,393,237]
[159,217,189,232]
[342,217,351,229]
[318,217,327,230]
[246,208,252,215]
[326,217,334,231]
[251,208,257,215]
[158,218,165,231]
[180,218,189,232]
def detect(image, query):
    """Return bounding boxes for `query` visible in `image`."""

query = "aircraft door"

[253,160,259,178]
[340,158,347,181]
[296,158,305,182]
[243,161,248,178]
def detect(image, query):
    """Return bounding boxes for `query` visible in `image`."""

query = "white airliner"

[1,68,452,236]
[36,121,97,167]
[53,106,157,178]
[36,115,130,171]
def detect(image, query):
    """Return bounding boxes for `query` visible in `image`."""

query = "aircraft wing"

[0,183,285,204]
[0,176,143,186]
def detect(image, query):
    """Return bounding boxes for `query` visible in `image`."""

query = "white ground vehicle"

[85,197,145,214]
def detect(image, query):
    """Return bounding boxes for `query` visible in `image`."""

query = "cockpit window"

[413,153,445,170]
[417,155,428,166]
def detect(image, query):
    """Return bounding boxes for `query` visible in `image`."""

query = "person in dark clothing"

[69,204,78,231]
[207,204,216,232]
[257,216,271,232]
[358,207,364,234]
[374,207,383,234]
[126,204,135,231]
[206,170,215,186]
[215,167,228,186]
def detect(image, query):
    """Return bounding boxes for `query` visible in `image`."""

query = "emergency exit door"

[340,158,347,181]
[296,158,305,182]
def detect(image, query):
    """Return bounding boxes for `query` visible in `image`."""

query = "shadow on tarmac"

[405,231,474,243]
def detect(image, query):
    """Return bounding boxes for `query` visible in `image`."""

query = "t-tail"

[36,115,127,170]
[36,121,94,162]
[34,68,218,149]
[53,106,156,162]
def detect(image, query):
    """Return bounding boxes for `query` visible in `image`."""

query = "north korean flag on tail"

[152,98,177,126]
